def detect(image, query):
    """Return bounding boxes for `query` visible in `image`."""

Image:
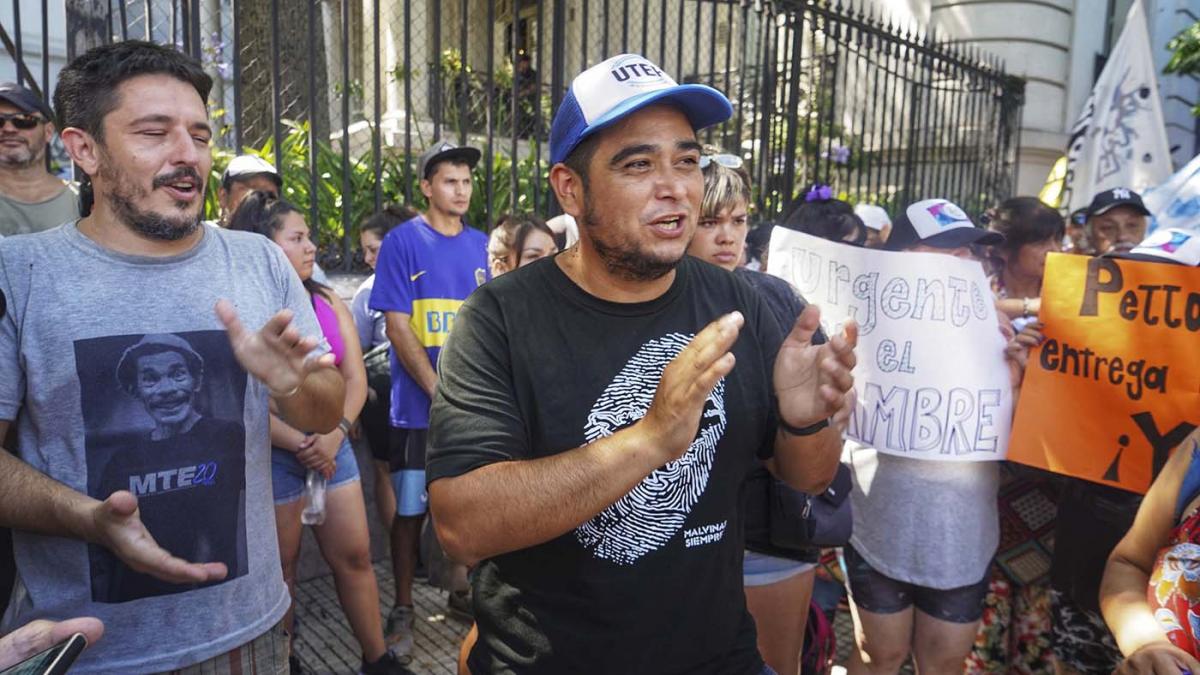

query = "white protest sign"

[767,229,1012,461]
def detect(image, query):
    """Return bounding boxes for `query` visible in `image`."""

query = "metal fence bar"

[486,0,495,221]
[580,0,589,68]
[340,0,351,267]
[41,0,50,98]
[46,0,1024,260]
[307,0,319,231]
[402,0,412,204]
[781,10,803,208]
[601,0,608,56]
[431,0,442,140]
[640,0,647,56]
[269,0,281,172]
[509,0,519,206]
[620,0,628,53]
[372,0,382,212]
[458,0,469,146]
[12,0,22,86]
[231,0,242,150]
[534,0,545,213]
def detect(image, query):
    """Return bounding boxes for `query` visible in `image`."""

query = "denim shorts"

[843,544,988,624]
[271,437,361,505]
[743,550,816,587]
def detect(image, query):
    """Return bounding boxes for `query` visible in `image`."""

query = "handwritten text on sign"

[768,229,1012,461]
[1008,253,1200,494]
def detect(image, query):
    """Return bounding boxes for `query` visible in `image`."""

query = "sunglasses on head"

[0,113,43,130]
[699,153,744,170]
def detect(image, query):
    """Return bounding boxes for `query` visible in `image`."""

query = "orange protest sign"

[1008,252,1200,494]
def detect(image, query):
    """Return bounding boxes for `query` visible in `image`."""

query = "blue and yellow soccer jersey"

[368,215,489,428]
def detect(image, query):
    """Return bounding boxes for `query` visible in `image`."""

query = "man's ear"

[42,122,56,146]
[419,178,432,201]
[549,164,583,220]
[59,127,101,177]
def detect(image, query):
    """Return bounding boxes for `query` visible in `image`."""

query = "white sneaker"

[384,605,415,663]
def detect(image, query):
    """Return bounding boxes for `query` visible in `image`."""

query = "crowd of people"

[0,39,1196,675]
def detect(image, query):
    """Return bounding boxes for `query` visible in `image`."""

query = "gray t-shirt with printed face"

[0,222,323,674]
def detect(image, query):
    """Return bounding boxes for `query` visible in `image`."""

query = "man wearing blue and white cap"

[425,54,858,674]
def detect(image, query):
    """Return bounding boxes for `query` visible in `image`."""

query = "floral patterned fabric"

[966,465,1058,674]
[1149,510,1200,658]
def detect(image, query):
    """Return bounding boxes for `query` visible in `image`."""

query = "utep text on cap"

[550,53,733,165]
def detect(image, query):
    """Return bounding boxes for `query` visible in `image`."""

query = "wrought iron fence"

[4,0,1024,270]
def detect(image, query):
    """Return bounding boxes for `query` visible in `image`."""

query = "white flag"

[1144,153,1200,235]
[1062,0,1171,213]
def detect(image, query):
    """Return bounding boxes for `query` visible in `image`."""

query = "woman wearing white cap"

[842,199,1014,675]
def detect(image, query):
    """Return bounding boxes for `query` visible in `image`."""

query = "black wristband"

[337,418,352,437]
[778,416,830,437]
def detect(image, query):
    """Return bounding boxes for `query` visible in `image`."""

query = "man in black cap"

[0,82,78,236]
[368,138,487,656]
[1083,186,1151,255]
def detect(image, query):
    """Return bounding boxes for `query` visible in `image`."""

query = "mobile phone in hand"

[0,633,87,675]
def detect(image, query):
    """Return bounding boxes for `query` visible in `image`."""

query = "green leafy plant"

[205,119,547,270]
[1165,21,1200,115]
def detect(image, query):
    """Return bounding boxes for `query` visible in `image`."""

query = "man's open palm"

[93,491,227,585]
[215,299,335,396]
[774,305,858,429]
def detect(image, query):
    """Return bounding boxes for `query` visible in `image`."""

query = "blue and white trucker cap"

[549,54,733,165]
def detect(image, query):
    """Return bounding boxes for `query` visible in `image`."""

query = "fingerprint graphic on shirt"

[574,333,727,565]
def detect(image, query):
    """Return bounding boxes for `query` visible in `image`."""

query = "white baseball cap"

[854,204,891,232]
[549,54,732,165]
[221,155,281,187]
[884,198,1004,251]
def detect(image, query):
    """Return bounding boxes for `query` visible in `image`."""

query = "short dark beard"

[108,189,201,241]
[583,194,681,282]
[97,154,202,242]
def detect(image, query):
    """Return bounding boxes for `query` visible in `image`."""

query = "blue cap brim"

[555,84,732,164]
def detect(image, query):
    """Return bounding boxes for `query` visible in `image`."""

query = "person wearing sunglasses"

[0,82,78,237]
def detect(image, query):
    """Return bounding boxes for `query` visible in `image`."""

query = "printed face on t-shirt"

[575,104,704,281]
[78,330,249,603]
[132,350,201,432]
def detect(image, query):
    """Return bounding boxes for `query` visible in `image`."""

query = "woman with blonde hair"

[687,146,826,675]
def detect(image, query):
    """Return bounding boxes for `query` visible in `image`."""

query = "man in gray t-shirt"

[0,42,345,674]
[0,82,78,236]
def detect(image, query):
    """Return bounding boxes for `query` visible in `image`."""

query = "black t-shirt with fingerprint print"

[427,255,787,675]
